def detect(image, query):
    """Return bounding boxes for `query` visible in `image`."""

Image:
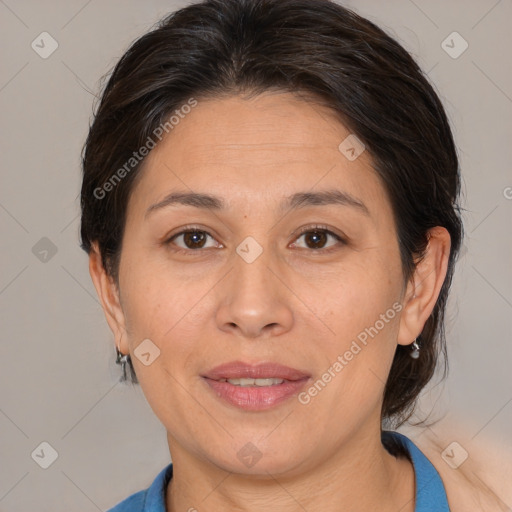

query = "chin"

[207,442,309,478]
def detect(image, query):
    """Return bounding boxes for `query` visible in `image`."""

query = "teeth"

[223,377,285,387]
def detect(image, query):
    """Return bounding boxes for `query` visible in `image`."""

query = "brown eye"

[167,229,219,251]
[291,227,345,251]
[303,230,328,249]
[182,230,208,249]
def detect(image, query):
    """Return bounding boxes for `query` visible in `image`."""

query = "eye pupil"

[171,227,340,254]
[184,230,206,249]
[305,230,327,249]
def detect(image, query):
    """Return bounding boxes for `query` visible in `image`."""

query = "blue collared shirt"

[106,431,450,511]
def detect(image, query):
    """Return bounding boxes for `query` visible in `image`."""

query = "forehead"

[128,91,391,220]
[158,91,355,163]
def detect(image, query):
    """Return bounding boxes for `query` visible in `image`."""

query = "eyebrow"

[145,189,370,219]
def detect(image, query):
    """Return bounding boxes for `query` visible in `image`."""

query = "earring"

[410,338,420,359]
[115,345,129,380]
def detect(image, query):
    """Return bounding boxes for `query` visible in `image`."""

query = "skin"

[404,421,512,511]
[89,91,451,512]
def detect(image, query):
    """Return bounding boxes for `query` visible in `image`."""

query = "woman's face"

[110,91,411,475]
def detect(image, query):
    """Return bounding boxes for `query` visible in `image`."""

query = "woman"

[81,0,467,510]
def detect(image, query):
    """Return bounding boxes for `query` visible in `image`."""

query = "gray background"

[1,0,511,510]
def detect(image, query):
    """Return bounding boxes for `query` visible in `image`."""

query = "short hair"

[80,0,463,425]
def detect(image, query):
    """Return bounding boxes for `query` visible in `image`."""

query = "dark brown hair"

[80,0,463,425]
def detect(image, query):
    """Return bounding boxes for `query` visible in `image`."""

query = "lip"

[202,361,310,381]
[201,361,310,411]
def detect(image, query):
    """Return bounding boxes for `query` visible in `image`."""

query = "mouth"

[216,377,287,387]
[201,361,310,411]
[202,360,310,381]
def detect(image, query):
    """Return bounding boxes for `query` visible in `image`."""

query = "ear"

[397,227,451,346]
[88,242,129,354]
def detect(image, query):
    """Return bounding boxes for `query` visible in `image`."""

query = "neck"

[165,427,415,512]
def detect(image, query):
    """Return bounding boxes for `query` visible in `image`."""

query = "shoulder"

[106,489,147,512]
[385,431,450,511]
[404,427,512,512]
[106,462,173,512]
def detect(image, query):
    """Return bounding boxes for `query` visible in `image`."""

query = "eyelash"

[164,224,346,256]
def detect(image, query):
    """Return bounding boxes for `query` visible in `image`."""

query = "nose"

[215,243,294,339]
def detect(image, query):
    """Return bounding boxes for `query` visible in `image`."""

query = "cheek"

[308,250,402,335]
[302,310,399,434]
[304,251,402,398]
[118,266,206,421]
[119,258,218,385]
[120,244,201,329]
